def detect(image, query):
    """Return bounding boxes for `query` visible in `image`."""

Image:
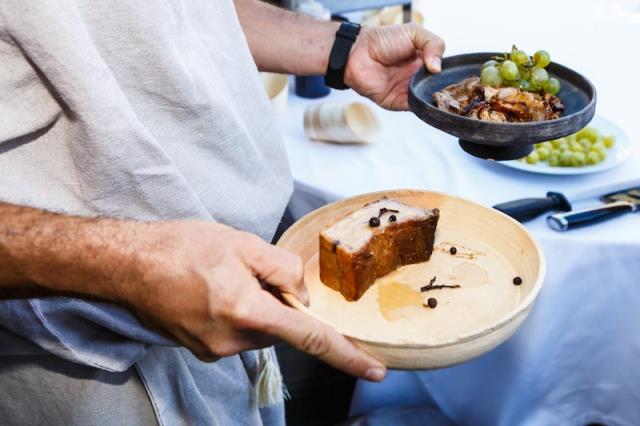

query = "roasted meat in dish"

[433,77,564,122]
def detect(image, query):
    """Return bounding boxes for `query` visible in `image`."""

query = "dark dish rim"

[409,52,597,128]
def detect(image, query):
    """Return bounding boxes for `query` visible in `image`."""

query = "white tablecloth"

[276,1,640,424]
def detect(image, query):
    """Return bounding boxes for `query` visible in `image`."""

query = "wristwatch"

[324,21,361,90]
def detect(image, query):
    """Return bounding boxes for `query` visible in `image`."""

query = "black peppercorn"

[513,276,522,286]
[369,217,380,227]
[427,297,437,308]
[388,215,397,222]
[449,246,457,255]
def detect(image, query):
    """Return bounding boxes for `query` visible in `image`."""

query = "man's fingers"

[239,235,309,306]
[408,24,445,73]
[259,295,387,382]
[392,55,424,111]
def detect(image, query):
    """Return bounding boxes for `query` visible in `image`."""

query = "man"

[0,0,444,424]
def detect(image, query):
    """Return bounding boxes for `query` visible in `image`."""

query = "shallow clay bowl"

[277,190,545,370]
[408,52,597,160]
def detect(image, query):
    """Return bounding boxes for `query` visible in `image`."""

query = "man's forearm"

[234,0,339,75]
[0,203,143,301]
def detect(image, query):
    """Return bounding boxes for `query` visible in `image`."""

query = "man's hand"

[345,24,445,111]
[126,221,386,381]
[234,1,444,110]
[0,203,386,382]
[234,1,444,111]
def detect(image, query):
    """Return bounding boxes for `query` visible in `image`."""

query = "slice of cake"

[319,198,439,301]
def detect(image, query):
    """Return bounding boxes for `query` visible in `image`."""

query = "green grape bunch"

[480,45,561,96]
[522,126,616,168]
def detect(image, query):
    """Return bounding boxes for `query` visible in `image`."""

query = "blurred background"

[267,1,640,425]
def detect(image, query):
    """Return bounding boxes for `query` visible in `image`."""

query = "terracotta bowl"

[277,190,545,370]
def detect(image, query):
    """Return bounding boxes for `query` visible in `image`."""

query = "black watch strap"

[324,22,361,90]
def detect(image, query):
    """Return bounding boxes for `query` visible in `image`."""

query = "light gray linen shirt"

[0,1,293,424]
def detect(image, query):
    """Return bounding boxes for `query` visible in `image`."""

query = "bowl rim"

[278,189,546,349]
[409,51,597,129]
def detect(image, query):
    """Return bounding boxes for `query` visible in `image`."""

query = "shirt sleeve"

[0,36,62,144]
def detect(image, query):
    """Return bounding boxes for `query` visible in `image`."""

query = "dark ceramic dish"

[408,52,597,160]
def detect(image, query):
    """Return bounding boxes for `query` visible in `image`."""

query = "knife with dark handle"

[547,200,637,231]
[493,192,571,222]
[493,178,640,223]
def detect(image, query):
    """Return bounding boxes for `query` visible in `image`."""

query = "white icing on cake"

[321,199,436,252]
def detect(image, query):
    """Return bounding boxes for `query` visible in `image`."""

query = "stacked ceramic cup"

[303,102,381,144]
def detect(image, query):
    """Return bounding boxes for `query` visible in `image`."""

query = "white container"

[260,72,289,113]
[296,0,331,20]
[304,102,381,144]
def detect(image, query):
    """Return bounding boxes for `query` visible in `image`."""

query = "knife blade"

[547,187,640,231]
[493,177,640,222]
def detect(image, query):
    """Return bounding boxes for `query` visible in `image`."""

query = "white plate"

[497,116,633,175]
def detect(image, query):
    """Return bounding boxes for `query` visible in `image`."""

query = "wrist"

[91,221,163,307]
[343,27,368,89]
[324,21,361,90]
[313,20,342,75]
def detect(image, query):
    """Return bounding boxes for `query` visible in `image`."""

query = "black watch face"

[342,22,360,35]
